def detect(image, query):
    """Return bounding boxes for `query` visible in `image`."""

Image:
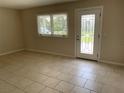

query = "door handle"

[76,35,80,40]
[77,38,80,40]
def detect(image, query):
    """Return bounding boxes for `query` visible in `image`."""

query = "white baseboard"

[25,49,124,66]
[26,49,75,58]
[0,49,24,56]
[1,48,123,66]
[99,60,124,66]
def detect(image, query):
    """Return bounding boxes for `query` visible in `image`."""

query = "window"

[37,14,68,37]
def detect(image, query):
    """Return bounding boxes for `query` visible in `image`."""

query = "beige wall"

[21,0,124,64]
[0,8,24,54]
[101,0,124,64]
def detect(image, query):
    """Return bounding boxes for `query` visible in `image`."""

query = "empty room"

[0,0,124,93]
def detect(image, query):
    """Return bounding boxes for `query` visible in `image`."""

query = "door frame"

[75,6,103,61]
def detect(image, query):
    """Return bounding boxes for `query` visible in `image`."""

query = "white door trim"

[75,6,103,61]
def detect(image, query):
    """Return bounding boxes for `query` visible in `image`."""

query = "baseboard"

[0,49,24,56]
[26,49,75,58]
[99,60,124,66]
[1,48,123,66]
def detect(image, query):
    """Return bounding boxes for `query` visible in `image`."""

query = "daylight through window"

[37,14,68,37]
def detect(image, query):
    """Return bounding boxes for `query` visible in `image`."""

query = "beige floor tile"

[55,81,74,93]
[13,67,30,76]
[101,85,124,93]
[57,73,73,82]
[82,73,97,80]
[7,76,33,89]
[0,80,15,93]
[69,77,87,87]
[25,72,49,84]
[24,82,46,93]
[45,71,61,78]
[11,88,25,93]
[71,86,90,93]
[0,62,7,68]
[40,87,60,93]
[91,91,97,93]
[59,67,72,74]
[0,70,14,81]
[2,64,23,72]
[67,67,84,77]
[14,78,33,89]
[103,74,124,88]
[39,68,52,74]
[0,51,124,93]
[43,77,60,88]
[84,80,102,92]
[95,75,108,84]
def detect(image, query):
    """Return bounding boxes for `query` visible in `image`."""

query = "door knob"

[76,35,80,40]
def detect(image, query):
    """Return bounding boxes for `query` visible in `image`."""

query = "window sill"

[38,34,69,38]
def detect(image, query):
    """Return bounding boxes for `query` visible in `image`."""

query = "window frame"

[37,13,69,38]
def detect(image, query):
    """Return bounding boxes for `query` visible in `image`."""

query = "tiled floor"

[0,51,124,93]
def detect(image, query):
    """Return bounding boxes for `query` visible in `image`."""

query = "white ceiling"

[0,0,76,10]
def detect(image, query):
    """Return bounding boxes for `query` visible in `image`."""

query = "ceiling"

[0,0,77,10]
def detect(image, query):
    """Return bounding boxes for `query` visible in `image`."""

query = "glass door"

[76,8,102,60]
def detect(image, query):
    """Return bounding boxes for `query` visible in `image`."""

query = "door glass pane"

[81,14,95,54]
